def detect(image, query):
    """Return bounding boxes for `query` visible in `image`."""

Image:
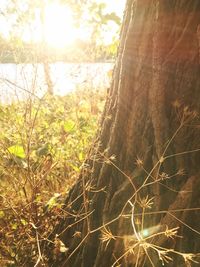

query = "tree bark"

[49,1,200,266]
[40,0,54,95]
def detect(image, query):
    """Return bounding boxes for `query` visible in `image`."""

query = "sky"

[0,0,126,48]
[100,0,126,17]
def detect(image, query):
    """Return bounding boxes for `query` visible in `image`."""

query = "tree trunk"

[40,0,53,95]
[50,1,200,266]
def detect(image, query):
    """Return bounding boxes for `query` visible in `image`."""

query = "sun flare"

[43,4,77,48]
[42,3,91,49]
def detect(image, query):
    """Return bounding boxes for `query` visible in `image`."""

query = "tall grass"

[0,85,105,266]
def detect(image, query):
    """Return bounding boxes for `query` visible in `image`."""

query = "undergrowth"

[0,88,200,267]
[0,87,105,266]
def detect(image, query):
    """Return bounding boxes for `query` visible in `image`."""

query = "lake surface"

[0,62,113,103]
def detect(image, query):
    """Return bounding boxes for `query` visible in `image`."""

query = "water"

[0,62,113,103]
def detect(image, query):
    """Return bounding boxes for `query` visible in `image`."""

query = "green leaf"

[64,120,75,133]
[0,210,5,218]
[21,219,28,226]
[8,145,25,159]
[78,151,84,161]
[104,12,121,25]
[11,223,18,230]
[70,164,80,172]
[46,193,61,210]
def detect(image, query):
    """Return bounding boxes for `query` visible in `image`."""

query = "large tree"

[50,1,200,266]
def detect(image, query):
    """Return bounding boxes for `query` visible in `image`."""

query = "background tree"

[40,0,53,95]
[0,0,122,63]
[50,0,200,266]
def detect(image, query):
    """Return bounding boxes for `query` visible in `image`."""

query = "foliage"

[0,87,106,265]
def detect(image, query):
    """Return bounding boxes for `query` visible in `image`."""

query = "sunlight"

[0,0,126,49]
[44,3,77,48]
[40,1,125,48]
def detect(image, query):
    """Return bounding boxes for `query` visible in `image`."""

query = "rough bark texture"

[49,1,200,266]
